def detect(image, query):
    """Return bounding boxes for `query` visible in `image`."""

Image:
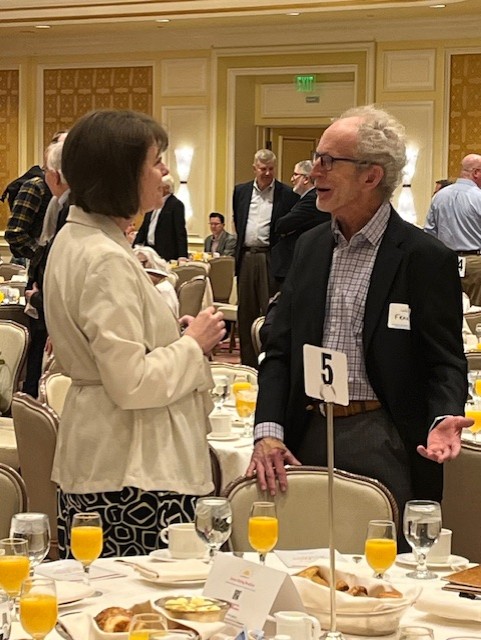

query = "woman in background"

[44,110,224,556]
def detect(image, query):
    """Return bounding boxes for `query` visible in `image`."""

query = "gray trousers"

[462,255,481,306]
[296,407,413,551]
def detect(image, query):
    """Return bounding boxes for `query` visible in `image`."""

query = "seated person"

[204,212,236,256]
[133,246,179,317]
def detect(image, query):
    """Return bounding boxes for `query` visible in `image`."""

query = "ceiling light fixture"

[286,12,301,16]
[155,18,170,23]
[34,24,51,29]
[429,4,446,7]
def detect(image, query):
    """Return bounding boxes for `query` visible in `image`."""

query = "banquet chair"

[210,362,258,386]
[0,305,30,331]
[466,351,481,371]
[0,263,26,282]
[251,316,265,359]
[0,463,28,538]
[209,445,223,496]
[223,466,399,554]
[215,304,238,353]
[174,265,207,292]
[209,257,235,304]
[0,319,30,417]
[178,276,207,318]
[464,310,481,335]
[38,371,72,417]
[442,440,481,563]
[11,392,59,559]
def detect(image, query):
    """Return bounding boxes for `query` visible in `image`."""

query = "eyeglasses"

[312,152,369,171]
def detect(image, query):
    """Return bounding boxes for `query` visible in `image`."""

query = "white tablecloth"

[9,553,481,640]
[208,430,252,491]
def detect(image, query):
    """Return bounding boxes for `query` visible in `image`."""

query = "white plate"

[56,581,96,606]
[149,549,207,562]
[207,433,239,441]
[137,575,207,587]
[395,553,469,569]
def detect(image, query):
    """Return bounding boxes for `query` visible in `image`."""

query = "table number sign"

[203,554,304,630]
[303,345,349,406]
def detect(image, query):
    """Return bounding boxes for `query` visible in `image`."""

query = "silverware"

[114,558,159,579]
[55,619,75,640]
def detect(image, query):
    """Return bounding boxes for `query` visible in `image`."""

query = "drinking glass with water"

[403,500,442,579]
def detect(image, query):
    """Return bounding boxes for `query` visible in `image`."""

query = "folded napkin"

[131,559,211,583]
[55,580,96,605]
[415,588,481,622]
[292,561,419,613]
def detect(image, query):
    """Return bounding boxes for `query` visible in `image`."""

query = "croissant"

[94,607,133,632]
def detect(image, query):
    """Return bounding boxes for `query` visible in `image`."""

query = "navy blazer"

[256,208,467,501]
[232,179,299,274]
[135,194,188,261]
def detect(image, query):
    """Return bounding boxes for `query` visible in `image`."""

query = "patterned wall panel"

[449,54,481,179]
[0,69,19,230]
[43,66,153,145]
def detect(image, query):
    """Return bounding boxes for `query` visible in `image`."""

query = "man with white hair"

[135,173,188,261]
[424,154,481,305]
[248,106,470,526]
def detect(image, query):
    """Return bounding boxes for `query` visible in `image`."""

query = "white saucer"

[207,433,239,441]
[395,553,469,569]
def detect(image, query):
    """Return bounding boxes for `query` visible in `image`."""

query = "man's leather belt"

[308,400,382,417]
[243,246,269,253]
[457,250,481,256]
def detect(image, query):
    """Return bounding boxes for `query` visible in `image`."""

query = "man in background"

[424,154,481,304]
[135,174,188,261]
[233,149,298,367]
[271,159,330,284]
[204,212,236,256]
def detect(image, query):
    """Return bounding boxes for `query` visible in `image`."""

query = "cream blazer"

[44,206,214,495]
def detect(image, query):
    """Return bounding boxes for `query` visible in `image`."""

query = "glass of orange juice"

[248,501,278,565]
[465,402,481,442]
[365,520,397,579]
[128,613,167,639]
[19,577,57,640]
[71,512,103,585]
[0,537,30,620]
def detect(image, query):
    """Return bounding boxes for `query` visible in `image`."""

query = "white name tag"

[388,303,411,330]
[458,256,466,278]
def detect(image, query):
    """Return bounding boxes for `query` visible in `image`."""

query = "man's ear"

[365,164,384,189]
[54,170,62,187]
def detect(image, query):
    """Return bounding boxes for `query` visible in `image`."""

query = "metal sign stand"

[319,401,345,640]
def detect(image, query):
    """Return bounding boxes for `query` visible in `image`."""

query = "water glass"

[128,612,167,639]
[398,626,434,639]
[211,375,229,411]
[0,591,11,640]
[10,513,51,575]
[403,500,442,579]
[194,497,232,562]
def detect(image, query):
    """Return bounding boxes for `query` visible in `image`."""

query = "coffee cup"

[160,523,205,559]
[275,611,321,640]
[427,528,452,563]
[209,412,232,436]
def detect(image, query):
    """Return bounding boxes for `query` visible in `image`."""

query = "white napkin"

[132,559,211,583]
[415,589,481,621]
[56,580,96,604]
[292,561,419,613]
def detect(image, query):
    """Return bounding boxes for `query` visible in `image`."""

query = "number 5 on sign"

[303,344,349,406]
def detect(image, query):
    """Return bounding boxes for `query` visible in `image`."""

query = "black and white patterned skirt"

[57,487,199,558]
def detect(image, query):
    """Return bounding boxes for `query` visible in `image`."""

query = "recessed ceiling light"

[34,24,51,29]
[429,4,446,7]
[155,18,170,23]
[286,12,301,16]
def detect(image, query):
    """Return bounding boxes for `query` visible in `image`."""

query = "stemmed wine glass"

[194,497,232,563]
[211,375,229,412]
[70,512,103,586]
[19,577,57,640]
[248,501,278,565]
[235,387,258,437]
[364,519,397,579]
[403,500,442,579]
[0,591,11,640]
[0,537,30,620]
[10,513,51,576]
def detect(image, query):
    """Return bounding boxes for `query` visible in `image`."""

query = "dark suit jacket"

[135,194,188,261]
[204,230,237,256]
[232,179,299,275]
[256,208,467,501]
[271,188,331,280]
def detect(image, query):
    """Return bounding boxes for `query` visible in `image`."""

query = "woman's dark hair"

[62,110,168,219]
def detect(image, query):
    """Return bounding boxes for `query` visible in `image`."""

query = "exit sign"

[296,75,315,92]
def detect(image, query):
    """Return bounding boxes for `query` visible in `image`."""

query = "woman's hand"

[184,307,225,355]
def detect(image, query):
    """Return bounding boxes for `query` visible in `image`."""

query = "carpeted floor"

[212,335,240,364]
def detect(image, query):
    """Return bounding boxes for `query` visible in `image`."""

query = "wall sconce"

[174,146,194,224]
[397,145,419,225]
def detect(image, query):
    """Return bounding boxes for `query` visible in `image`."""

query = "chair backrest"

[178,276,207,318]
[251,316,265,358]
[209,445,223,496]
[0,462,28,538]
[223,466,399,553]
[0,305,30,331]
[38,372,72,416]
[0,320,29,415]
[0,264,26,281]
[209,257,235,303]
[443,440,481,563]
[466,351,481,371]
[11,392,59,558]
[464,310,481,335]
[174,265,208,292]
[209,362,258,386]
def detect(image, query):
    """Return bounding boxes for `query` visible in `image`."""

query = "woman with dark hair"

[44,110,225,557]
